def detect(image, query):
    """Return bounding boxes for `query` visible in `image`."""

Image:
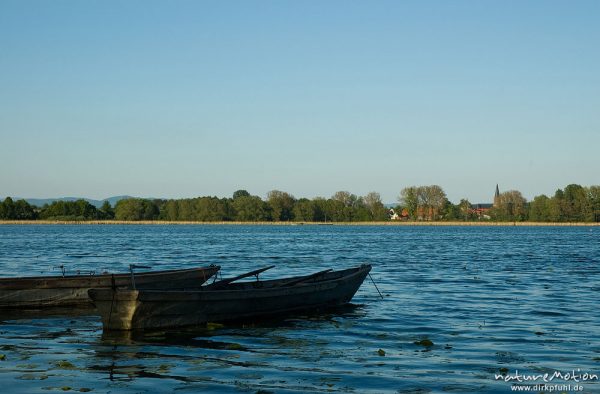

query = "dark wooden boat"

[89,264,371,331]
[0,265,220,310]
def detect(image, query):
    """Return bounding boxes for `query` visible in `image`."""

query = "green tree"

[546,197,562,222]
[332,191,354,207]
[114,199,159,221]
[363,192,388,221]
[399,187,418,219]
[353,204,372,221]
[587,186,600,222]
[1,197,16,219]
[232,190,250,200]
[195,197,229,221]
[399,185,446,220]
[327,197,343,221]
[331,191,361,221]
[267,190,296,221]
[40,201,62,219]
[457,199,474,221]
[311,197,328,222]
[40,199,98,220]
[99,201,114,219]
[563,184,591,222]
[232,195,270,221]
[550,189,566,221]
[160,199,180,221]
[77,199,98,219]
[492,190,527,221]
[14,199,37,220]
[0,198,36,220]
[442,199,461,221]
[293,198,316,221]
[529,195,552,222]
[177,199,196,221]
[418,185,447,220]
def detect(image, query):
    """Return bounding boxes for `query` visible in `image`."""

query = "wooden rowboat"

[88,264,371,331]
[0,265,220,310]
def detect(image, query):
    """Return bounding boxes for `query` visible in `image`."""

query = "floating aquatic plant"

[53,360,76,370]
[206,322,225,330]
[226,343,244,351]
[414,339,434,347]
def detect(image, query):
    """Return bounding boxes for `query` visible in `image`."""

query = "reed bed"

[0,220,598,226]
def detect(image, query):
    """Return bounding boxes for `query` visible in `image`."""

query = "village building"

[390,185,500,220]
[388,208,409,221]
[470,184,500,219]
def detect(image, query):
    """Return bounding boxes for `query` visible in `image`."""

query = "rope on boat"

[368,272,384,299]
[129,264,137,290]
[107,274,116,329]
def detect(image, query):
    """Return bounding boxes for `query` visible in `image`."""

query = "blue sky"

[1,1,598,203]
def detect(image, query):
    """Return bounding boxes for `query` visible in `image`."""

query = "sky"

[1,1,598,204]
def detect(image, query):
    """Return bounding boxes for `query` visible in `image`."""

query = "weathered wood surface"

[0,265,220,309]
[89,264,371,331]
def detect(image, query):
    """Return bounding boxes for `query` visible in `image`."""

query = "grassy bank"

[0,220,599,226]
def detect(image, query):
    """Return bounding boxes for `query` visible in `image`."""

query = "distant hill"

[19,196,135,208]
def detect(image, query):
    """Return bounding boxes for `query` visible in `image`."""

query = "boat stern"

[88,288,140,331]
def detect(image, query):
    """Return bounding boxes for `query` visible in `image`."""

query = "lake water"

[0,224,599,393]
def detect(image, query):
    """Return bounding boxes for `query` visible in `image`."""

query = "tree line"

[0,197,114,221]
[397,184,600,222]
[1,184,599,222]
[112,190,390,222]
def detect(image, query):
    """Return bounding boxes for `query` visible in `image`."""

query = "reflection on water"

[1,225,599,393]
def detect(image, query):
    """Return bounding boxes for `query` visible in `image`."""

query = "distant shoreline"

[0,220,598,226]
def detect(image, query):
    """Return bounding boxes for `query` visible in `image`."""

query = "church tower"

[493,184,500,207]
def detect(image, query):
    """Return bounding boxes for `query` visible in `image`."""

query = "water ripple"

[0,225,599,392]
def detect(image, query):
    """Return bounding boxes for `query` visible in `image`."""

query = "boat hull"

[0,265,220,309]
[89,264,371,331]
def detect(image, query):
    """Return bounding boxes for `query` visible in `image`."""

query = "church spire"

[494,184,500,207]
